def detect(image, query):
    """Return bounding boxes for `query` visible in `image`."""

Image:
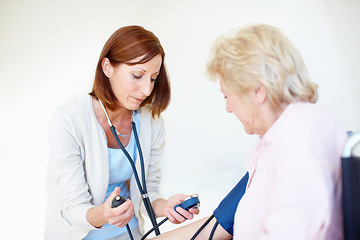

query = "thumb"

[105,187,121,204]
[113,186,121,195]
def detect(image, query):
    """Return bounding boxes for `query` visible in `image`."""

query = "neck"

[106,107,131,124]
[95,98,132,126]
[259,102,287,135]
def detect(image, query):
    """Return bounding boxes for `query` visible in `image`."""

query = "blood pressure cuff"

[213,172,249,235]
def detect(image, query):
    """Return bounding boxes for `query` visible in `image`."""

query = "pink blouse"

[233,102,347,240]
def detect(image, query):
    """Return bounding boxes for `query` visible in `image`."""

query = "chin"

[246,132,256,136]
[127,103,142,111]
[244,129,253,135]
[244,127,256,135]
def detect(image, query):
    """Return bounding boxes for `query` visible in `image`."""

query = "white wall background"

[1,0,359,238]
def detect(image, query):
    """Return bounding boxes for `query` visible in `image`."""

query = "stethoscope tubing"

[99,100,222,239]
[140,216,169,240]
[131,121,148,193]
[110,125,143,194]
[115,121,219,240]
[208,221,219,240]
[110,123,161,236]
[99,99,160,235]
[125,225,134,240]
[190,214,215,240]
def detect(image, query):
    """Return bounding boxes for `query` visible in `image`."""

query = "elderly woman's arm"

[149,216,232,240]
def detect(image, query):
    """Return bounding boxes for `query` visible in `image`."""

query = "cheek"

[242,110,257,130]
[233,105,253,126]
[226,97,238,113]
[112,83,126,96]
[229,99,243,118]
[234,109,246,123]
[149,82,155,93]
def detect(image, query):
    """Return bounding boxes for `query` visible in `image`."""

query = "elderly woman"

[151,24,347,240]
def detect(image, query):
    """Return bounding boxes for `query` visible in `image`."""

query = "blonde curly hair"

[206,24,318,110]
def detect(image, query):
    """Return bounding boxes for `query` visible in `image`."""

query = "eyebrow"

[134,67,146,72]
[133,67,160,76]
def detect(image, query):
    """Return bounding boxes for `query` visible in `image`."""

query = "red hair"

[89,25,171,117]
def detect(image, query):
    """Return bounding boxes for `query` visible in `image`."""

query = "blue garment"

[213,172,249,235]
[84,111,140,240]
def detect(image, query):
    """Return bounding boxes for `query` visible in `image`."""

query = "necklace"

[98,99,131,137]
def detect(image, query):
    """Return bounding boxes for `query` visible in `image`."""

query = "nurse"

[44,25,199,240]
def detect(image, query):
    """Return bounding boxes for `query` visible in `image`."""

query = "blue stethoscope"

[99,99,165,239]
[99,99,210,239]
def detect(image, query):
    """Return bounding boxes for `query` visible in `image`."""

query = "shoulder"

[53,94,92,116]
[275,102,344,137]
[288,102,333,120]
[138,107,166,145]
[139,107,165,130]
[267,102,347,164]
[49,94,93,129]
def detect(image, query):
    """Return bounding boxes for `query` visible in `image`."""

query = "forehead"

[128,54,162,70]
[219,79,230,93]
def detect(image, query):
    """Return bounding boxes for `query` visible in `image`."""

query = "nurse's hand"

[164,194,200,224]
[104,187,134,228]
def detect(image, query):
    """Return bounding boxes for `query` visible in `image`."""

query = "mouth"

[132,96,145,103]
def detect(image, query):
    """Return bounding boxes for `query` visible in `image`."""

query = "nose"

[141,79,154,97]
[225,101,232,113]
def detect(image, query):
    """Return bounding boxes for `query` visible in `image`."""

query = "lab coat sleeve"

[47,106,96,231]
[146,114,165,202]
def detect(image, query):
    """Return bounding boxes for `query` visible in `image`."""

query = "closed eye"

[132,74,142,79]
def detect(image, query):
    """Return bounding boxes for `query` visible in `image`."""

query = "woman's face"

[220,80,263,135]
[105,54,162,110]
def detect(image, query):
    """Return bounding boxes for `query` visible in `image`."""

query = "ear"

[255,83,267,105]
[101,57,113,78]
